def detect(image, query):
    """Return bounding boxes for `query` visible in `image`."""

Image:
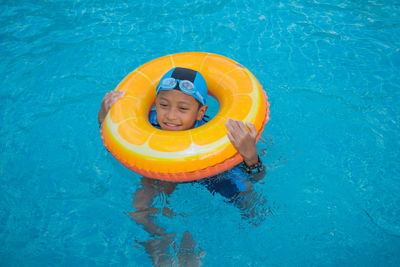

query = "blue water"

[1,0,400,266]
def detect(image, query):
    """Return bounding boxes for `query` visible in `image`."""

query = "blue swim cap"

[156,67,208,105]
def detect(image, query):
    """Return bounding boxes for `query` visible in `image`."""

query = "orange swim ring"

[100,52,270,182]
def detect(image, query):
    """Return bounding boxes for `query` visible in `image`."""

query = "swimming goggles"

[158,78,205,105]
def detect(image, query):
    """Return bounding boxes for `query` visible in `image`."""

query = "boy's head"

[155,67,208,131]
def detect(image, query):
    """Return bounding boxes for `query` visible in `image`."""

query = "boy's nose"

[166,109,177,120]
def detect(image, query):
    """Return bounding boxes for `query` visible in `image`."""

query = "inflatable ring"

[101,52,270,182]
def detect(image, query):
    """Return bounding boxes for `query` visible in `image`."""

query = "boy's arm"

[225,118,260,166]
[225,118,266,181]
[98,91,125,125]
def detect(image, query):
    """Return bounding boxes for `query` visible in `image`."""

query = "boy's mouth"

[162,122,181,130]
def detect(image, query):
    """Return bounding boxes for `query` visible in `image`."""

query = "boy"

[98,67,266,265]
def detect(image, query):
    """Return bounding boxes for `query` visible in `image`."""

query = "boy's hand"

[225,119,259,166]
[98,91,125,125]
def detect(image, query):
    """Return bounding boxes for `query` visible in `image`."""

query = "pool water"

[1,0,400,266]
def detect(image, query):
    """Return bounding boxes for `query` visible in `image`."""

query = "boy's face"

[155,89,208,131]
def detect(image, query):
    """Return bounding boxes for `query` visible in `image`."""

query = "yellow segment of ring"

[100,52,270,182]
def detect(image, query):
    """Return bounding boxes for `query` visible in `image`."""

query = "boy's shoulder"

[149,110,160,128]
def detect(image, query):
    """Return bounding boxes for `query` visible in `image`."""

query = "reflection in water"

[128,163,273,266]
[259,136,289,170]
